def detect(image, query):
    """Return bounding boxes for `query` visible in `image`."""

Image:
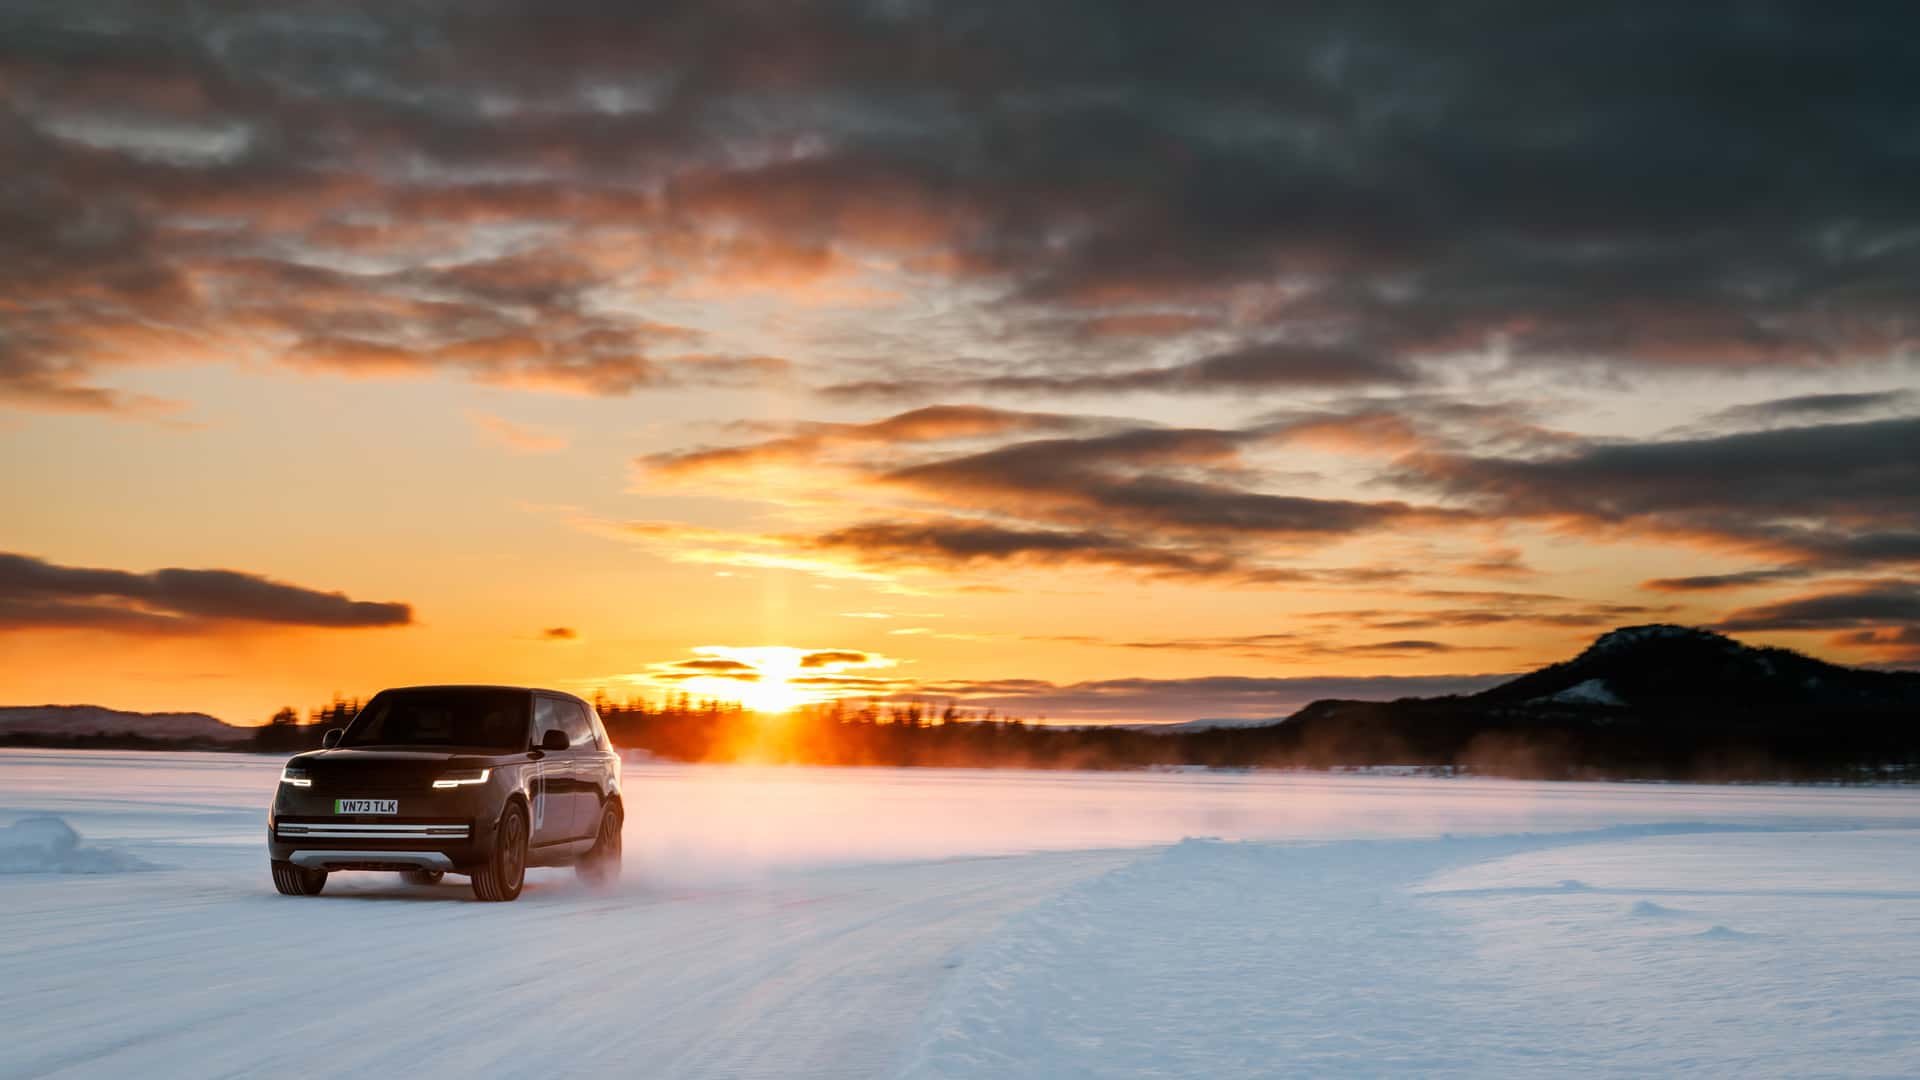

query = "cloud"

[884,427,1467,541]
[0,552,412,632]
[1397,417,1920,570]
[1294,595,1669,633]
[667,658,760,675]
[9,4,1920,414]
[799,650,872,669]
[618,411,1487,588]
[541,626,578,640]
[1700,390,1918,430]
[1715,581,1920,632]
[642,405,1095,477]
[824,344,1420,399]
[805,519,1240,579]
[1640,569,1812,593]
[1711,580,1920,665]
[1830,626,1920,666]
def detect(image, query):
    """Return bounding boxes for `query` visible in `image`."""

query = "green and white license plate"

[334,798,398,814]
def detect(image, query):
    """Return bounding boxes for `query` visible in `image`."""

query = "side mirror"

[322,728,343,748]
[539,729,570,752]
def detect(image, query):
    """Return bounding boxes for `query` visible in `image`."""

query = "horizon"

[3,4,1918,726]
[7,619,1905,730]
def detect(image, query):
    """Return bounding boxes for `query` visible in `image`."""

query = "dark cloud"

[886,427,1463,540]
[1716,581,1920,632]
[1640,569,1812,593]
[798,650,871,669]
[1398,417,1920,570]
[1702,390,1917,429]
[825,344,1419,399]
[806,519,1239,579]
[667,658,758,674]
[634,411,1480,585]
[0,552,412,631]
[7,2,1920,411]
[541,626,578,640]
[643,405,1095,476]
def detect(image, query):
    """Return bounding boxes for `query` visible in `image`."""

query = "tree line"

[239,689,1920,782]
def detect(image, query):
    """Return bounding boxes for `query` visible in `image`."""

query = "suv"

[268,685,622,902]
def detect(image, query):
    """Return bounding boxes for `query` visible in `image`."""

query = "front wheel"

[471,802,528,902]
[575,804,623,888]
[271,860,327,896]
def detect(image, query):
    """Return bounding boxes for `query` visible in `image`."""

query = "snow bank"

[0,815,152,873]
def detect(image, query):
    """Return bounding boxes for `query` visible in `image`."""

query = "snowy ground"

[3,751,1919,1078]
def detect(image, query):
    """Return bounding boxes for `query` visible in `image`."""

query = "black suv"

[268,685,623,901]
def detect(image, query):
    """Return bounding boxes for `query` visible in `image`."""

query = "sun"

[735,670,808,714]
[646,644,895,714]
[676,646,811,714]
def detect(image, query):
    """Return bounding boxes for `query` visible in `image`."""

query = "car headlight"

[280,767,312,788]
[432,768,491,789]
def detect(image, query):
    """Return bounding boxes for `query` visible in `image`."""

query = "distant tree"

[253,706,306,752]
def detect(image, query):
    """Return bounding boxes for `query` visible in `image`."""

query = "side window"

[533,696,565,747]
[560,701,595,749]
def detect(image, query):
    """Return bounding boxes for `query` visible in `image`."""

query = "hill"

[1251,625,1920,780]
[0,705,249,748]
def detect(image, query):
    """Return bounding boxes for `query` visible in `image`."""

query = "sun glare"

[652,645,892,714]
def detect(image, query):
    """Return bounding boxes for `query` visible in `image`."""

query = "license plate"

[334,799,398,814]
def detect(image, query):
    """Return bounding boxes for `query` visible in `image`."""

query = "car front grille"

[275,821,469,841]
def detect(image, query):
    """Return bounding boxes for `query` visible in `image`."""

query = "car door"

[529,695,576,843]
[554,699,601,839]
[574,702,618,834]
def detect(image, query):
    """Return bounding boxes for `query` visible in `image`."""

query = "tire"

[271,860,328,896]
[471,802,528,902]
[401,869,444,886]
[575,804,623,888]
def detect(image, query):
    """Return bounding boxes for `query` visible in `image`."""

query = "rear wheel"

[471,802,527,902]
[575,804,623,888]
[271,860,327,896]
[401,869,444,886]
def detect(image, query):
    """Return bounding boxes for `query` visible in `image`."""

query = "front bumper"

[268,784,500,871]
[287,849,455,872]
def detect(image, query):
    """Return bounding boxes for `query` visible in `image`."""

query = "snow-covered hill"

[1476,623,1920,709]
[0,705,247,743]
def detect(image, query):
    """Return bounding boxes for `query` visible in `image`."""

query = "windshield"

[340,689,531,750]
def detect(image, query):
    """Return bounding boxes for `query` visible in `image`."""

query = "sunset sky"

[2,2,1917,725]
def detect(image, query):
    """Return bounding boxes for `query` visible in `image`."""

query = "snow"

[4,749,1920,1077]
[0,815,153,873]
[1534,677,1626,707]
[1586,624,1715,654]
[907,830,1920,1078]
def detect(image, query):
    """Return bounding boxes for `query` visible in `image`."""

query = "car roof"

[376,684,588,705]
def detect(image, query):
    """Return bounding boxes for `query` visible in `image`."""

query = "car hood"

[294,747,519,766]
[287,747,522,787]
